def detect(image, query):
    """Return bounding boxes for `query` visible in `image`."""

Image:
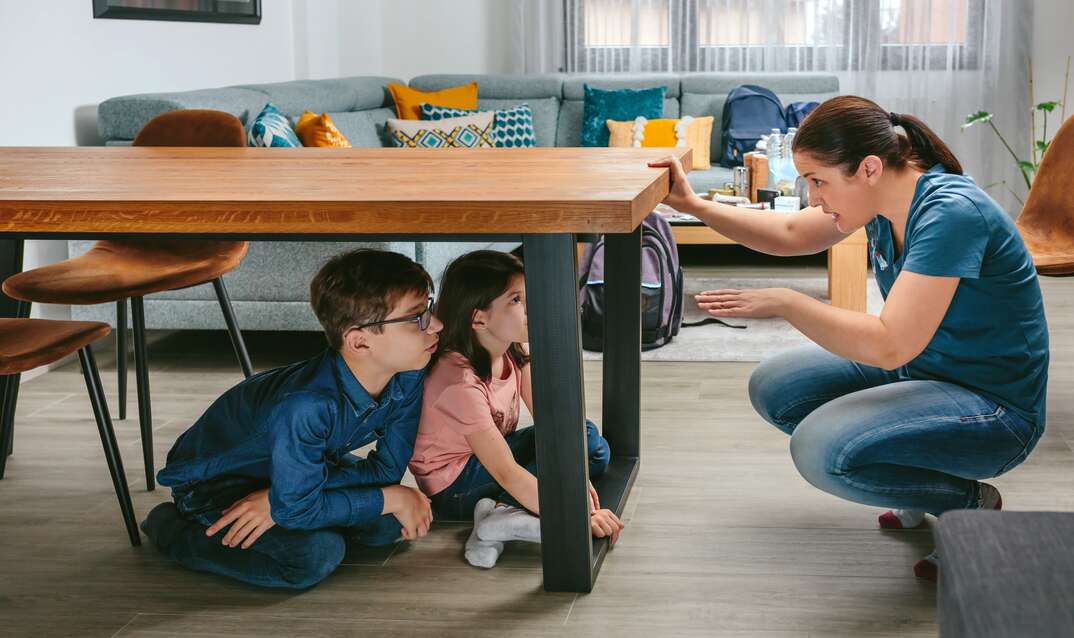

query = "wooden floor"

[3,260,1074,638]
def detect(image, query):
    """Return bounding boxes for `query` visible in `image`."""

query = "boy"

[141,249,442,589]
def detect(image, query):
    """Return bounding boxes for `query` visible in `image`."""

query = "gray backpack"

[579,212,684,351]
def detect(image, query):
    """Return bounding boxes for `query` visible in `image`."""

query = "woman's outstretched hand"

[648,155,701,213]
[696,288,791,319]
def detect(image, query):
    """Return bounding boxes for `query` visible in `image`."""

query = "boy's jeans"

[141,476,401,589]
[429,421,611,521]
[749,345,1043,514]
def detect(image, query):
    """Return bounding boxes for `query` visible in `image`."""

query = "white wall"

[0,0,297,326]
[1033,0,1074,142]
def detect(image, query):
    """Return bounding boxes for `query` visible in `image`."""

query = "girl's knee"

[585,421,611,478]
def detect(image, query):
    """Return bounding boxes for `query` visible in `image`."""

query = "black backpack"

[719,85,787,168]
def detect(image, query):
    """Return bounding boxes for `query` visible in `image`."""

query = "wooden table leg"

[523,233,594,593]
[828,230,868,312]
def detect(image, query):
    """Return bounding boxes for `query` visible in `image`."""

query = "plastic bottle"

[776,127,800,196]
[766,128,783,188]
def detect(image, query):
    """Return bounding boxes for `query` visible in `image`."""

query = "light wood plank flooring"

[2,256,1072,638]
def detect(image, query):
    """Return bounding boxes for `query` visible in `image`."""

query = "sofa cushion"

[557,96,679,148]
[581,85,667,147]
[387,111,496,148]
[563,73,680,99]
[97,87,269,141]
[247,103,301,148]
[410,74,564,100]
[294,112,352,148]
[422,103,538,148]
[388,81,478,120]
[680,72,840,160]
[235,77,399,117]
[476,98,559,147]
[685,165,734,194]
[607,116,714,170]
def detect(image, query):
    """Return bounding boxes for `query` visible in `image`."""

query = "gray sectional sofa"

[79,72,839,331]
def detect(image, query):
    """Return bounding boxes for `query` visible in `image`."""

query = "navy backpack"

[785,101,821,128]
[579,212,684,352]
[719,85,787,168]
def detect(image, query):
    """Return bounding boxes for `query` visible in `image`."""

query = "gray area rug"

[582,275,883,363]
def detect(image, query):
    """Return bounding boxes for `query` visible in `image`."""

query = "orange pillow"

[387,82,479,120]
[294,111,352,148]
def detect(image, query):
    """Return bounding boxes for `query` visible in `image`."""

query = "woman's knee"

[585,420,611,478]
[788,412,848,493]
[749,349,807,434]
[278,530,346,589]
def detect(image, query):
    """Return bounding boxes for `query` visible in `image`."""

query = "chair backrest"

[133,109,246,147]
[1017,114,1074,245]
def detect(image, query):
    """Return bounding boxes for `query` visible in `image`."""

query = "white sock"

[464,499,504,569]
[476,502,542,543]
[893,509,927,528]
[977,483,1001,510]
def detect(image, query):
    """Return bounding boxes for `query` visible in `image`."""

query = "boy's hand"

[382,484,433,541]
[590,508,625,546]
[206,488,276,549]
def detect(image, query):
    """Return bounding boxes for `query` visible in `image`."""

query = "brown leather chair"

[0,318,139,546]
[1,109,253,492]
[1018,114,1074,275]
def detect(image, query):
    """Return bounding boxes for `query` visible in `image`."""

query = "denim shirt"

[157,349,425,530]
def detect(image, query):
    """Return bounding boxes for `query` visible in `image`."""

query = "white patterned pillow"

[421,103,537,148]
[386,111,495,149]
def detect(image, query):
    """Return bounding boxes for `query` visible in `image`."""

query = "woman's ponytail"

[794,96,962,176]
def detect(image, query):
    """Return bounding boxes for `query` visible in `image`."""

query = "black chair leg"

[116,299,128,421]
[0,374,17,478]
[78,346,140,546]
[212,278,253,378]
[130,296,154,491]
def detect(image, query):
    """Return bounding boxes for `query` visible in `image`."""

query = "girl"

[409,250,624,568]
[649,96,1048,582]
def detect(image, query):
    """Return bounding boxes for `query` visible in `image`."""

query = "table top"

[0,146,691,236]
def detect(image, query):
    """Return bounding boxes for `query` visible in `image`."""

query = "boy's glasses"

[351,297,434,332]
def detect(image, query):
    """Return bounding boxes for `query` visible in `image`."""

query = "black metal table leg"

[117,299,128,420]
[0,240,25,471]
[523,233,593,593]
[130,296,155,491]
[212,278,253,378]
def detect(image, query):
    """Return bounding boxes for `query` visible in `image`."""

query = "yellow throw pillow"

[294,111,352,148]
[387,82,479,120]
[606,116,714,170]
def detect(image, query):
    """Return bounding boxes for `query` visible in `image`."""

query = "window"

[570,0,983,72]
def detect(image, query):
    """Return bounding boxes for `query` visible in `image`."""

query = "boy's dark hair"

[434,250,530,382]
[310,249,433,350]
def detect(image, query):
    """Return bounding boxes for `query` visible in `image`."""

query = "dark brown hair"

[793,95,963,176]
[434,250,530,382]
[310,249,433,350]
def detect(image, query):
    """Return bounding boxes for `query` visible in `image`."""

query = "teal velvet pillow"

[248,102,301,148]
[580,84,666,147]
[421,103,538,148]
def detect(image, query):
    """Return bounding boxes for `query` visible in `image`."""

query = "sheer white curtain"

[525,0,1032,212]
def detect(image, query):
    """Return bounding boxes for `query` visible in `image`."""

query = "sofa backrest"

[96,72,840,153]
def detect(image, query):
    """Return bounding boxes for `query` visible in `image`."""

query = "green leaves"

[1036,140,1050,154]
[962,110,994,129]
[1018,160,1036,173]
[1035,101,1061,113]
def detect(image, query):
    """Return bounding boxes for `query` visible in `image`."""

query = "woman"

[649,96,1048,581]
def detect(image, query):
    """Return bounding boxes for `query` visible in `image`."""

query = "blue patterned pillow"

[581,84,666,147]
[248,102,301,148]
[421,103,537,148]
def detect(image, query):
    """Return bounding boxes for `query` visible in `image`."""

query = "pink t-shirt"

[409,351,523,496]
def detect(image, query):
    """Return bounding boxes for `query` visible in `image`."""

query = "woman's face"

[474,273,528,346]
[794,153,879,233]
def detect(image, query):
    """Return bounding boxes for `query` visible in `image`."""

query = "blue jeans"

[141,476,401,589]
[748,345,1043,515]
[429,421,611,521]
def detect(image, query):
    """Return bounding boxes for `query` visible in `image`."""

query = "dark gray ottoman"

[936,510,1074,637]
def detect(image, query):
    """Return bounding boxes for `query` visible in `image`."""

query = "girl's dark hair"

[793,95,963,176]
[434,250,530,382]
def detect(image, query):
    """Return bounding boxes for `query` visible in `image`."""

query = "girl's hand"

[647,155,701,213]
[695,288,791,319]
[588,481,601,512]
[590,508,625,546]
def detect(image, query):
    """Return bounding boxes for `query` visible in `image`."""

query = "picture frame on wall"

[92,0,262,25]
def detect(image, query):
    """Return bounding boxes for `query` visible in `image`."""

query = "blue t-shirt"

[866,165,1049,425]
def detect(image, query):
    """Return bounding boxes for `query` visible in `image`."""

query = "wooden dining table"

[0,145,691,593]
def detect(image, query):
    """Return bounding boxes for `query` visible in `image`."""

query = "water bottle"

[767,128,783,188]
[783,128,797,160]
[777,127,799,196]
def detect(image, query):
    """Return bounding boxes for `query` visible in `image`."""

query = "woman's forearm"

[777,289,900,369]
[680,196,802,256]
